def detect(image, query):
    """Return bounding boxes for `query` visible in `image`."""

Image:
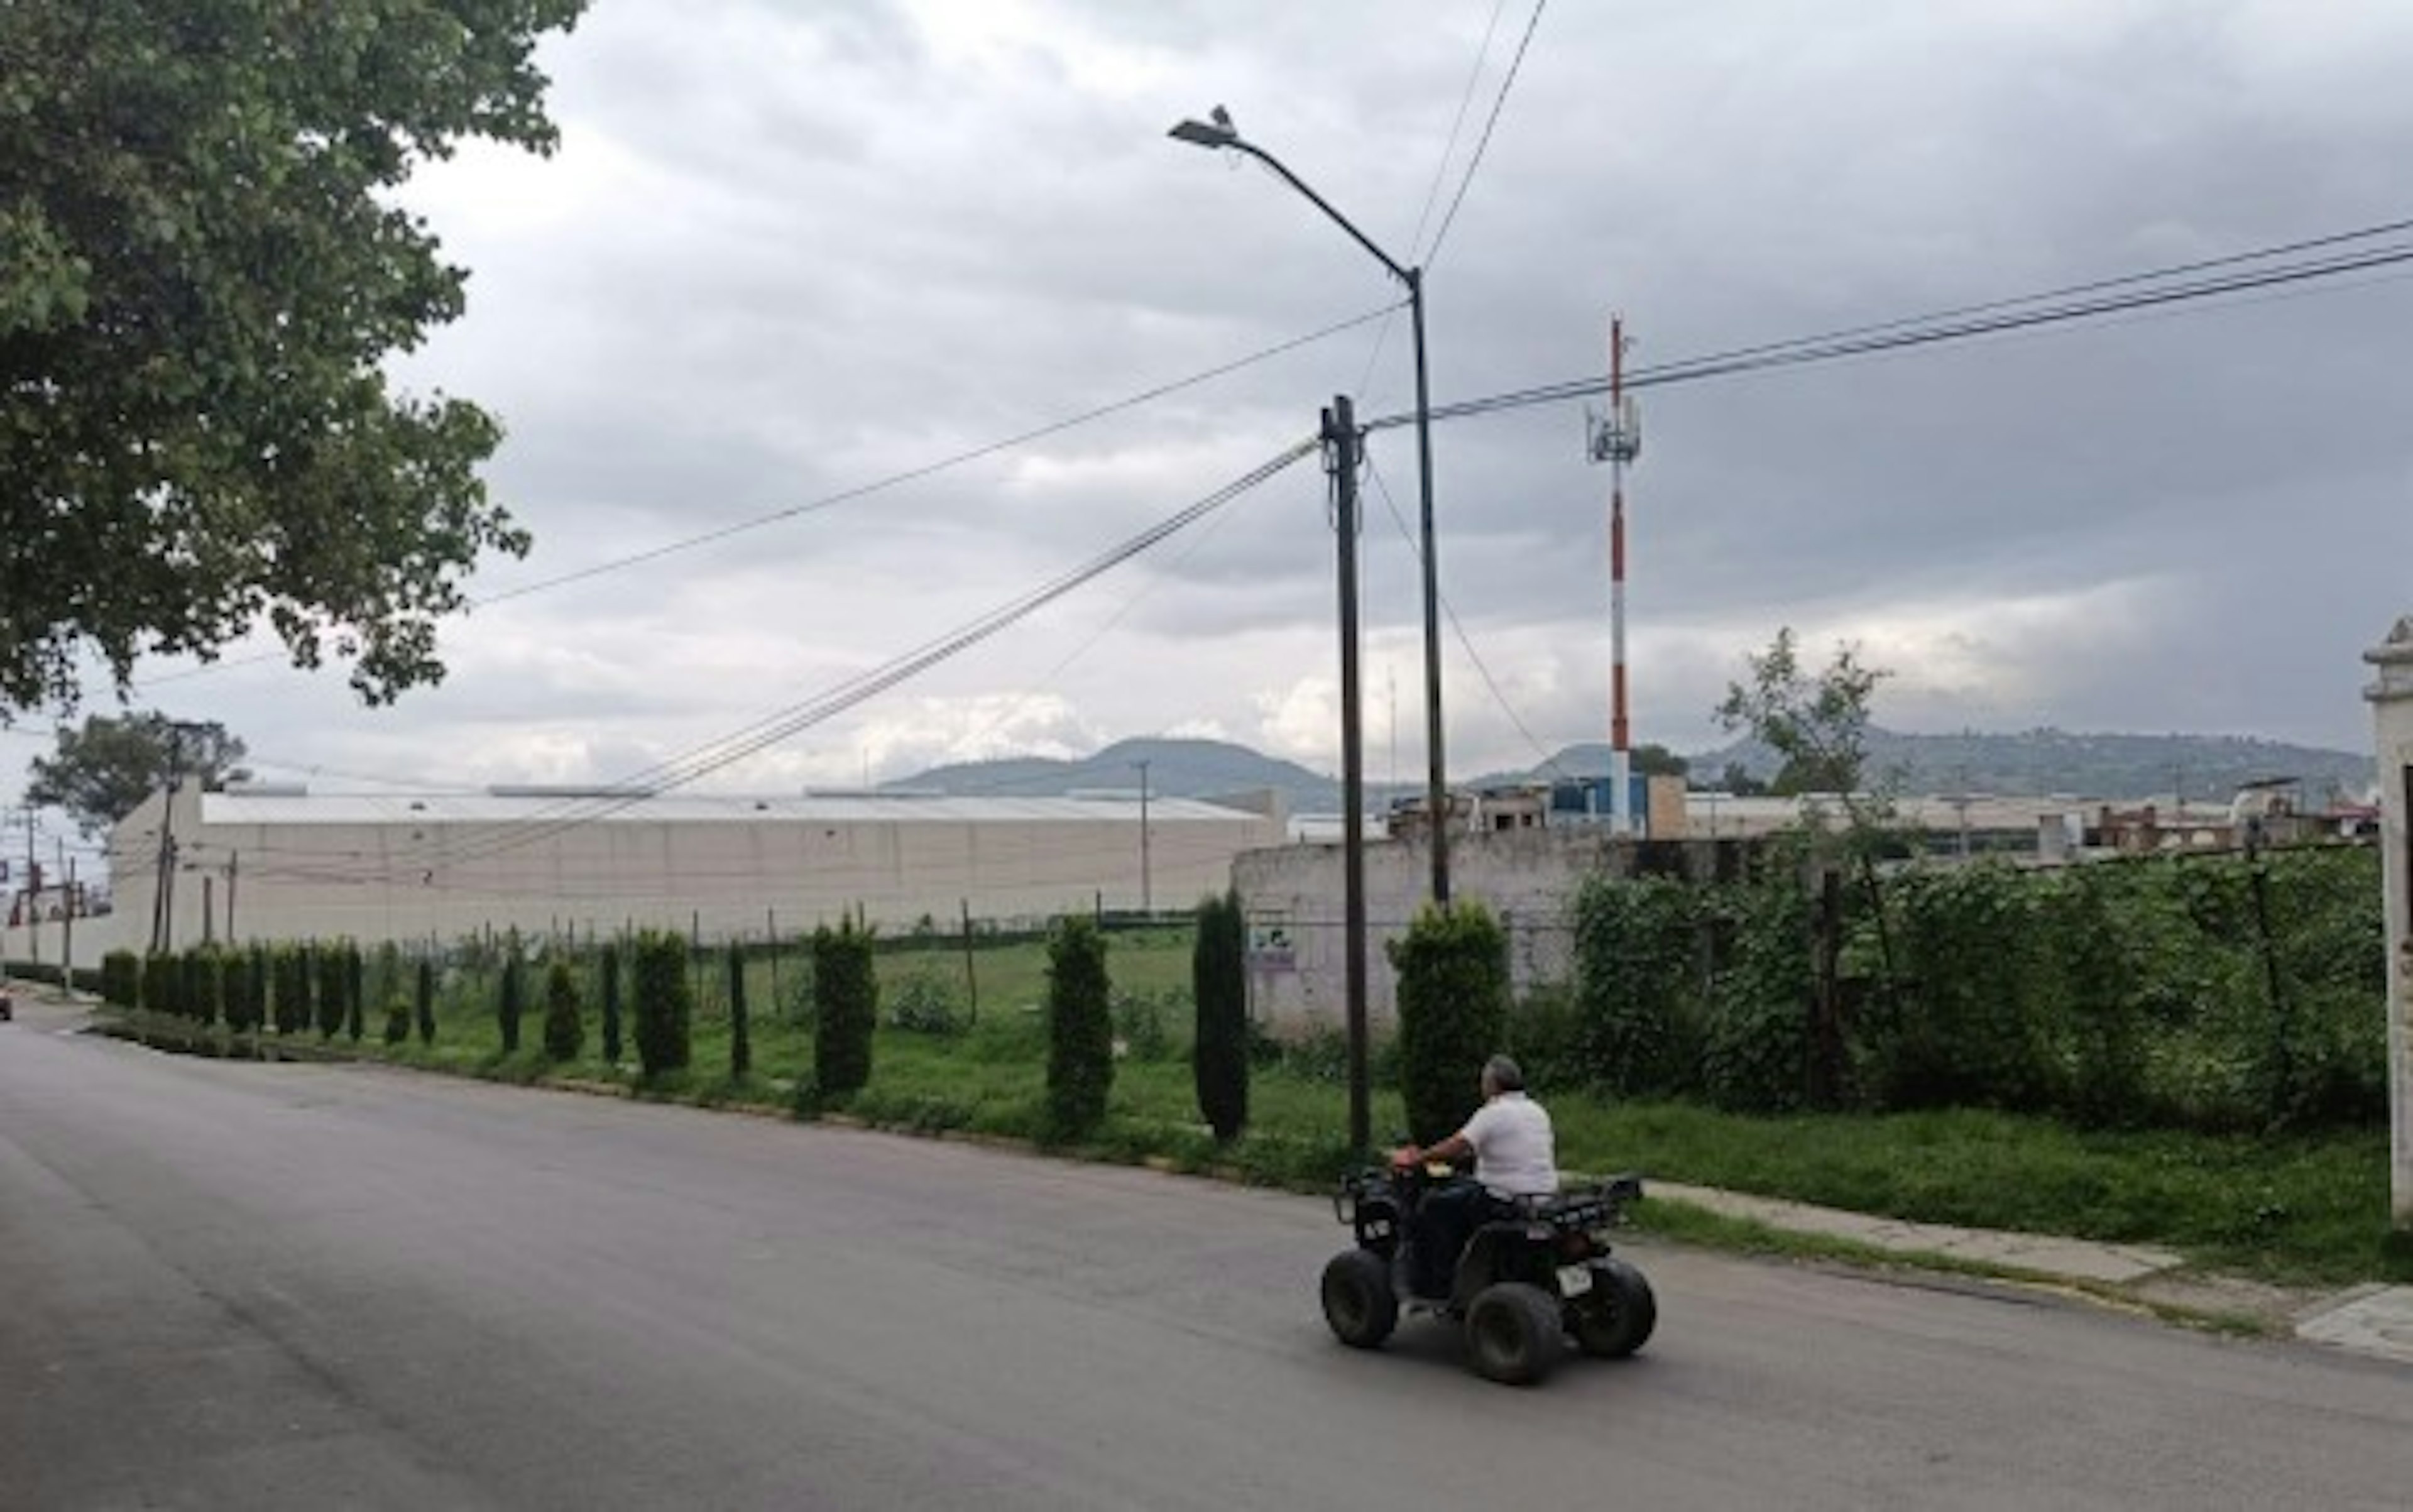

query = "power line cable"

[358,443,1322,880]
[1424,0,1550,268]
[1364,456,1570,781]
[1370,229,2413,431]
[128,304,1398,693]
[1351,0,1515,398]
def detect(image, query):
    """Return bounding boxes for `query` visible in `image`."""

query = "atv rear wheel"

[1567,1256,1656,1359]
[1321,1248,1399,1349]
[1464,1282,1564,1386]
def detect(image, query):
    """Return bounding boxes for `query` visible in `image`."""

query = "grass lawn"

[94,925,2400,1289]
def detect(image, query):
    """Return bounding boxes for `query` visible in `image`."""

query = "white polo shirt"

[1460,1092,1557,1197]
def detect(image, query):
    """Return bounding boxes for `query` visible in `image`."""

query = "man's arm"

[1394,1109,1484,1167]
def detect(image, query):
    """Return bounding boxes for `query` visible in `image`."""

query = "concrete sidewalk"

[1647,1180,2182,1285]
[1644,1178,2413,1368]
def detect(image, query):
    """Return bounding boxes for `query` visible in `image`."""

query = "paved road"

[6,1002,2411,1511]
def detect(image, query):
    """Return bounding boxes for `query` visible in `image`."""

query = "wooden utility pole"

[1323,393,1371,1156]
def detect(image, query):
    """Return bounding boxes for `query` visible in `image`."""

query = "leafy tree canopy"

[1713,627,1891,798]
[0,0,588,713]
[1630,742,1689,779]
[25,709,249,834]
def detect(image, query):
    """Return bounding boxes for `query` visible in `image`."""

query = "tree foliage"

[23,712,248,835]
[0,0,588,710]
[1714,628,1891,799]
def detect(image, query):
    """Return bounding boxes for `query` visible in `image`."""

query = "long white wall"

[99,789,1282,953]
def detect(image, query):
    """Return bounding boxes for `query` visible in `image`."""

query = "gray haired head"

[1482,1055,1524,1093]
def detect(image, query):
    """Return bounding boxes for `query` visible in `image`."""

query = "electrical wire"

[1350,0,1516,399]
[1369,227,2413,432]
[1424,0,1550,269]
[337,442,1322,882]
[1364,456,1570,782]
[126,303,1398,693]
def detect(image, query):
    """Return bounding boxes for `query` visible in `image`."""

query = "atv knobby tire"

[1567,1256,1656,1359]
[1464,1281,1564,1385]
[1321,1249,1399,1349]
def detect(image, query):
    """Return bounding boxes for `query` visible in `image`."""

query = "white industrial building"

[96,782,1286,955]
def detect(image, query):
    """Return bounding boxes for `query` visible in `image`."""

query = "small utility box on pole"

[2366,615,2413,1232]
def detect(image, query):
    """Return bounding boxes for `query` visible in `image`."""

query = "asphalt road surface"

[6,1000,2412,1511]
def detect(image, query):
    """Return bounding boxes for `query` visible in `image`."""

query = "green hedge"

[1562,844,2388,1132]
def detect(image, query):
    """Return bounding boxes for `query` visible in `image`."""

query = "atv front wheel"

[1465,1282,1564,1386]
[1321,1249,1399,1349]
[1567,1256,1656,1359]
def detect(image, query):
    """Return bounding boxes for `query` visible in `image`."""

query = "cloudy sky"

[11,0,2413,829]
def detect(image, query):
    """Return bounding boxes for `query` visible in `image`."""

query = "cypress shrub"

[246,945,271,1033]
[1191,890,1249,1143]
[727,943,751,1080]
[314,944,346,1039]
[811,919,877,1099]
[1390,901,1509,1146]
[497,935,525,1054]
[630,930,691,1076]
[142,950,179,1019]
[1044,914,1113,1141]
[101,950,141,1009]
[221,947,257,1034]
[542,958,584,1063]
[343,941,365,1043]
[599,945,623,1065]
[414,956,436,1046]
[272,945,312,1035]
[182,946,221,1029]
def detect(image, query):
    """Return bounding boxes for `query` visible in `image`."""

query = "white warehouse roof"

[199,789,1268,827]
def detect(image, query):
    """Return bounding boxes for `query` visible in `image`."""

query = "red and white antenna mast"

[1587,315,1642,835]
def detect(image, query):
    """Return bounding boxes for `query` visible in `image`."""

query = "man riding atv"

[1321,1052,1656,1384]
[1391,1055,1555,1296]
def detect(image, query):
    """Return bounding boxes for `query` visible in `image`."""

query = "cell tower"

[1585,316,1642,836]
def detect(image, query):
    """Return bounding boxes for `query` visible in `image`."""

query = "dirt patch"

[2125,1269,2327,1331]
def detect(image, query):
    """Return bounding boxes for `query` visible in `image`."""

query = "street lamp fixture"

[1169,106,1453,907]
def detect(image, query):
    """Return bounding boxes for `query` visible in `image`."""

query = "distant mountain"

[1486,728,2377,803]
[889,737,1417,814]
[898,729,2378,816]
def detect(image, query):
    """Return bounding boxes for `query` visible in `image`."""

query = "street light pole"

[1171,108,1451,904]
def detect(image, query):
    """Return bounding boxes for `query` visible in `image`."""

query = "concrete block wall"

[1233,828,1741,1031]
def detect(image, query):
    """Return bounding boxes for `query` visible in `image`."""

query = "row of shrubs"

[85,897,1274,1151]
[1533,841,2387,1132]
[101,940,439,1046]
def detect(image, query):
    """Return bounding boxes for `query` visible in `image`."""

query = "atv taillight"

[1557,1230,1594,1261]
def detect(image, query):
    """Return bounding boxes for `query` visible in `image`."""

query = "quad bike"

[1320,1158,1655,1386]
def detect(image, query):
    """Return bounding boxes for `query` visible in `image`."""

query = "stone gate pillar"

[2366,616,2413,1229]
